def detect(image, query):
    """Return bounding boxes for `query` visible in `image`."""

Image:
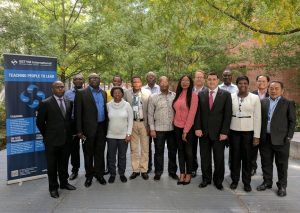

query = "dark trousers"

[154,131,178,175]
[148,137,153,170]
[45,142,70,191]
[200,136,225,185]
[251,143,260,171]
[69,136,80,173]
[192,136,199,172]
[82,122,106,178]
[260,134,290,188]
[107,138,128,176]
[174,126,194,174]
[229,130,253,186]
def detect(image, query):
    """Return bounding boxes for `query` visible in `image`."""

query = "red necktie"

[209,91,214,110]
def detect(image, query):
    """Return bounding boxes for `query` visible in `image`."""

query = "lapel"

[272,97,284,118]
[50,96,65,119]
[263,98,270,119]
[211,89,222,111]
[86,87,97,110]
[203,89,210,111]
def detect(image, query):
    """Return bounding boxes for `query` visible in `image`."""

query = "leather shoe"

[60,183,76,190]
[69,172,78,180]
[191,171,197,178]
[257,182,272,191]
[169,173,179,180]
[230,182,238,190]
[120,175,127,183]
[244,185,252,192]
[50,190,59,198]
[215,184,223,190]
[154,174,161,181]
[108,176,115,183]
[129,172,140,180]
[97,176,107,185]
[84,177,93,187]
[277,187,287,197]
[251,169,256,176]
[199,181,211,188]
[141,172,149,180]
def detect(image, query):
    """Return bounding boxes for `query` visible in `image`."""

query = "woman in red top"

[173,75,198,185]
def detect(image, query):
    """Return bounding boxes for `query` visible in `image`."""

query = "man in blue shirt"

[64,74,84,180]
[74,73,108,187]
[257,81,296,197]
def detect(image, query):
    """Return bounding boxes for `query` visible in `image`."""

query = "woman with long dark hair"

[173,75,198,185]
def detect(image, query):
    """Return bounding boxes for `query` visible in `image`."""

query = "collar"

[269,96,281,102]
[89,86,101,92]
[220,82,234,87]
[158,90,173,95]
[144,84,159,89]
[208,87,218,94]
[54,95,64,101]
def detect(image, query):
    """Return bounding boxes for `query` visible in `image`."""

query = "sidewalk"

[0,146,300,213]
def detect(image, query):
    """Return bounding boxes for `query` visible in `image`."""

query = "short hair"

[131,75,142,83]
[270,80,284,89]
[207,72,219,79]
[236,75,249,84]
[112,75,123,82]
[73,73,84,80]
[256,75,270,82]
[195,70,205,77]
[88,73,100,79]
[110,86,124,97]
[146,71,156,78]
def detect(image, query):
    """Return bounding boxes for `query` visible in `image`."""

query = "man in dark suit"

[257,81,296,197]
[74,73,108,187]
[36,81,76,199]
[195,72,232,190]
[251,75,270,176]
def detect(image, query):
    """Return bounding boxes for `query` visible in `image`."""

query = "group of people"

[36,69,296,199]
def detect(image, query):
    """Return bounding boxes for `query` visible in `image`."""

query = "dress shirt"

[64,88,77,119]
[219,83,238,94]
[208,87,218,102]
[89,86,105,122]
[54,95,66,114]
[230,93,261,138]
[193,86,205,94]
[173,90,198,133]
[257,90,268,100]
[267,96,281,133]
[142,84,160,94]
[148,91,175,131]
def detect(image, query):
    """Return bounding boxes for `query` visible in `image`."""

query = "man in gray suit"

[257,81,296,197]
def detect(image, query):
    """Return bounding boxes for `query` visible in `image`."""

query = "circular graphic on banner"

[20,84,46,109]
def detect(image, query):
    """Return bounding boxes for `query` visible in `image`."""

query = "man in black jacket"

[195,72,232,190]
[36,81,76,199]
[257,81,296,197]
[75,73,108,187]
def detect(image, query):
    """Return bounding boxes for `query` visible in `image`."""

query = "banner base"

[7,174,47,185]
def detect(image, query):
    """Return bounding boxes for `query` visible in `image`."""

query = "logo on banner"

[11,59,18,66]
[20,84,46,109]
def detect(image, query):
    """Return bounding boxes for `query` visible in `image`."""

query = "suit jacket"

[36,96,73,146]
[194,88,232,141]
[261,97,296,145]
[123,88,151,128]
[252,90,269,99]
[74,87,108,137]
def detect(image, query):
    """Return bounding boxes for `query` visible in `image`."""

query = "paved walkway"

[0,145,300,213]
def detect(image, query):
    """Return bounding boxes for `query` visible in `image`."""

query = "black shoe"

[84,177,93,188]
[141,172,149,180]
[277,187,287,197]
[120,175,127,183]
[147,168,152,174]
[104,169,109,175]
[69,172,78,180]
[199,181,211,188]
[97,176,107,185]
[251,169,256,176]
[191,171,197,178]
[177,180,184,185]
[230,182,238,190]
[50,190,59,198]
[154,174,161,181]
[257,182,272,191]
[215,184,223,190]
[129,172,140,180]
[108,176,115,184]
[60,183,76,190]
[169,173,179,180]
[244,185,252,192]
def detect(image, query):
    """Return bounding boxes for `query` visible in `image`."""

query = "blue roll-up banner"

[4,54,57,184]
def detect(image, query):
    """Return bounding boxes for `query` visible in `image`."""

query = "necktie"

[58,98,66,117]
[209,91,214,110]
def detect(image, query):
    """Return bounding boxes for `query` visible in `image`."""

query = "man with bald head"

[36,81,76,198]
[148,76,178,180]
[75,73,108,187]
[64,73,84,180]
